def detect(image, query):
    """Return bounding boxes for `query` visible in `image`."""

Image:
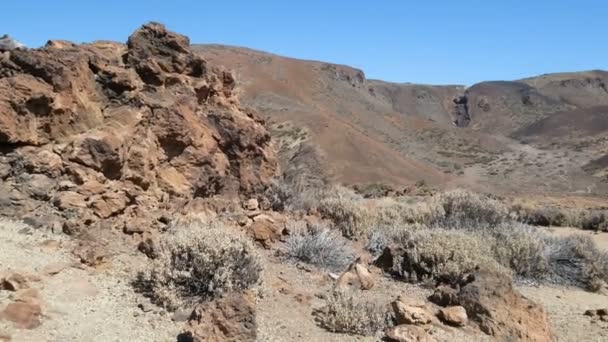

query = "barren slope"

[194,44,608,196]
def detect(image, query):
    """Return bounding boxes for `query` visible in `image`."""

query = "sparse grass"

[135,220,262,310]
[285,221,355,271]
[316,290,390,336]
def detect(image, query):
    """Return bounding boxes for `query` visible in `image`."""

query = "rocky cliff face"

[0,23,277,234]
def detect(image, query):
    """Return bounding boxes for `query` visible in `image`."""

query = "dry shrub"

[393,229,506,284]
[318,191,445,239]
[373,197,445,227]
[317,186,376,238]
[581,210,608,231]
[135,220,262,310]
[264,179,325,212]
[316,290,390,336]
[433,189,509,227]
[366,223,426,257]
[490,223,549,279]
[544,234,608,290]
[285,221,355,271]
[511,202,581,227]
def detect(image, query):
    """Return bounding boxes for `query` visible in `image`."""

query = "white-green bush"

[433,189,510,227]
[316,290,390,336]
[285,221,355,271]
[136,220,262,310]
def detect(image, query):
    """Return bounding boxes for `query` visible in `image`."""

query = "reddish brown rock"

[0,302,42,329]
[248,213,286,248]
[455,270,552,341]
[88,190,128,218]
[0,22,277,234]
[180,291,256,342]
[392,298,434,326]
[53,191,87,210]
[437,306,467,327]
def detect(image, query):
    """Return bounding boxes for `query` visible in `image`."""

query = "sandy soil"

[0,219,181,342]
[519,284,608,342]
[256,251,489,342]
[3,217,608,341]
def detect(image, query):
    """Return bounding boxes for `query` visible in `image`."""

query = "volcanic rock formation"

[0,23,277,234]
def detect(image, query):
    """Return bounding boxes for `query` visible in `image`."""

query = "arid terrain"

[196,44,608,198]
[1,23,608,342]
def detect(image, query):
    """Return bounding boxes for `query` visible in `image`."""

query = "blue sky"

[3,1,607,85]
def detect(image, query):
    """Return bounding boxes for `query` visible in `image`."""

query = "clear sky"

[3,1,607,85]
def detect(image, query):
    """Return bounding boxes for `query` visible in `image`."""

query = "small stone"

[601,315,608,322]
[42,262,68,276]
[336,258,375,290]
[172,307,193,322]
[585,309,598,317]
[237,215,252,227]
[392,299,434,325]
[0,332,11,342]
[138,301,155,313]
[57,180,76,190]
[244,198,259,211]
[385,324,434,342]
[0,302,42,329]
[438,306,468,327]
[1,273,29,291]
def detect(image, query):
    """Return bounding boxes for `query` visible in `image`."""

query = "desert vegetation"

[135,219,263,310]
[268,183,608,292]
[315,290,390,336]
[285,220,355,271]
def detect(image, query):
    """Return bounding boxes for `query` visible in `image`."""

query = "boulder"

[180,291,256,342]
[454,270,552,341]
[437,306,467,327]
[391,297,434,325]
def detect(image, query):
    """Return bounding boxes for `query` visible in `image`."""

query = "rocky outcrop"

[0,35,25,52]
[0,23,277,234]
[430,269,553,341]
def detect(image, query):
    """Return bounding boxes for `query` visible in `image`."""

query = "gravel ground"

[0,219,181,342]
